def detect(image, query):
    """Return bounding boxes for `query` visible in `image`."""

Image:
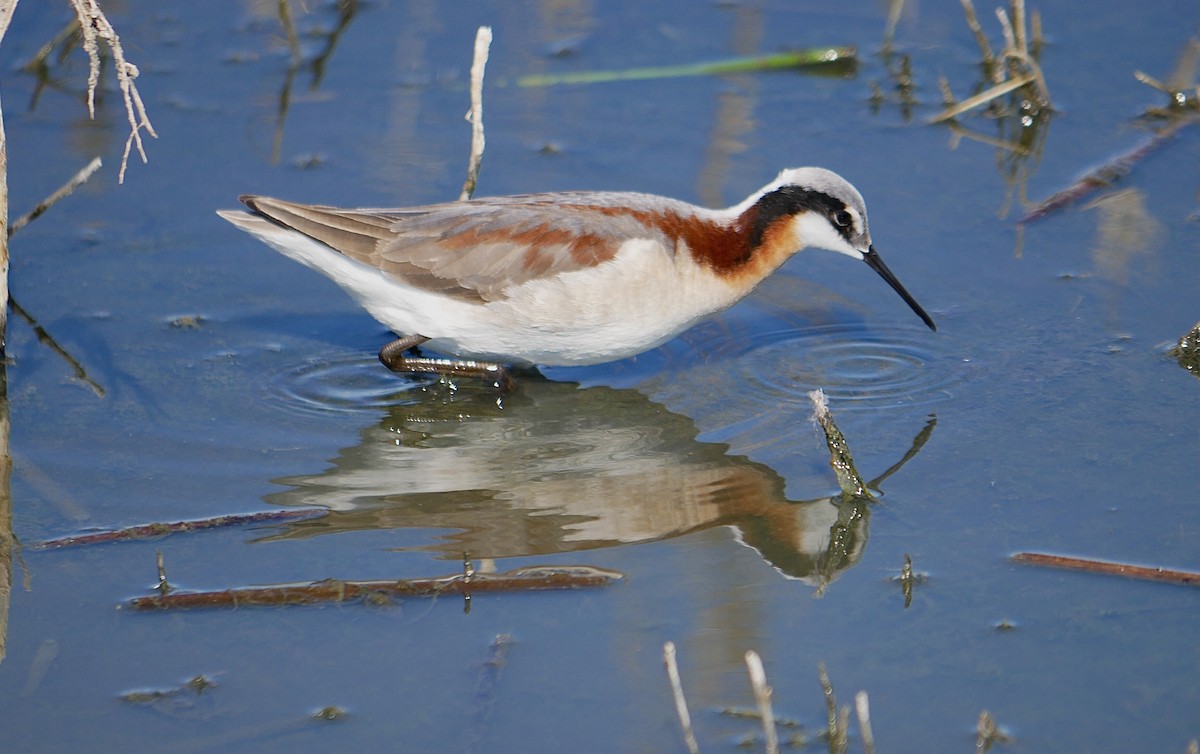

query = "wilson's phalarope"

[218,167,935,384]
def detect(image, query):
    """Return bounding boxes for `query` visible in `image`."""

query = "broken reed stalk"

[744,651,778,754]
[664,642,700,754]
[126,565,623,610]
[459,25,492,201]
[817,663,842,750]
[31,508,327,549]
[1011,552,1200,586]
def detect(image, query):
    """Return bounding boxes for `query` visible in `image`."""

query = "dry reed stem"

[817,664,842,750]
[930,73,1034,123]
[67,0,156,182]
[664,642,700,754]
[459,26,492,201]
[744,651,777,754]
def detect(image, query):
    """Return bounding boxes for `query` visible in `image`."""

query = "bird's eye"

[833,210,852,229]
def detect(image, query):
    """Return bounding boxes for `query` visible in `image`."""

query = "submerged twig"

[9,297,105,397]
[126,565,623,610]
[664,642,700,754]
[517,48,856,88]
[1019,117,1196,223]
[1012,552,1200,586]
[468,633,514,754]
[121,674,216,705]
[459,26,492,202]
[31,508,327,550]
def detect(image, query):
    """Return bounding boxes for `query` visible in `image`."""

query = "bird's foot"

[378,335,514,390]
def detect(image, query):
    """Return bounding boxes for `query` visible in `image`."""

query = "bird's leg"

[378,334,513,389]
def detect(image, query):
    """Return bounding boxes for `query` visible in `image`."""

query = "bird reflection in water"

[263,376,934,590]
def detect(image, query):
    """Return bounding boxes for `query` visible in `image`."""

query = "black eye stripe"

[748,186,855,246]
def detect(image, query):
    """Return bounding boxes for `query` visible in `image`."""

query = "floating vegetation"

[931,0,1050,124]
[120,674,218,716]
[1169,321,1200,377]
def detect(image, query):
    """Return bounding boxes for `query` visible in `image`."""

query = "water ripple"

[736,323,961,409]
[268,352,432,416]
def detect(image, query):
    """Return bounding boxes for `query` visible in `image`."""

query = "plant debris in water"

[1169,321,1200,377]
[125,565,624,610]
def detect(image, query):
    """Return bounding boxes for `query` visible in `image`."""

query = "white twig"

[459,25,492,201]
[854,691,876,754]
[744,651,777,754]
[67,0,156,183]
[663,642,700,754]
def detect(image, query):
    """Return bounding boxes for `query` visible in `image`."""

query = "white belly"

[225,214,744,366]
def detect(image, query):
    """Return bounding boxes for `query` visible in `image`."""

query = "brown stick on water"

[126,566,624,610]
[1011,552,1200,586]
[31,508,327,549]
[1018,117,1196,223]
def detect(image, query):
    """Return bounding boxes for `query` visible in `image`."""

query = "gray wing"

[240,193,689,303]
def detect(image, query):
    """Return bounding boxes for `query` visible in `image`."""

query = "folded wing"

[240,194,687,303]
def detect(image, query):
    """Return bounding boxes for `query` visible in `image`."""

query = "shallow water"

[1,1,1198,752]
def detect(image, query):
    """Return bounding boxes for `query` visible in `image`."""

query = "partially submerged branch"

[1018,117,1196,223]
[808,389,870,499]
[126,565,623,610]
[1012,552,1200,586]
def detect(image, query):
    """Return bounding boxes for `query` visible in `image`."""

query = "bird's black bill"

[863,246,937,331]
